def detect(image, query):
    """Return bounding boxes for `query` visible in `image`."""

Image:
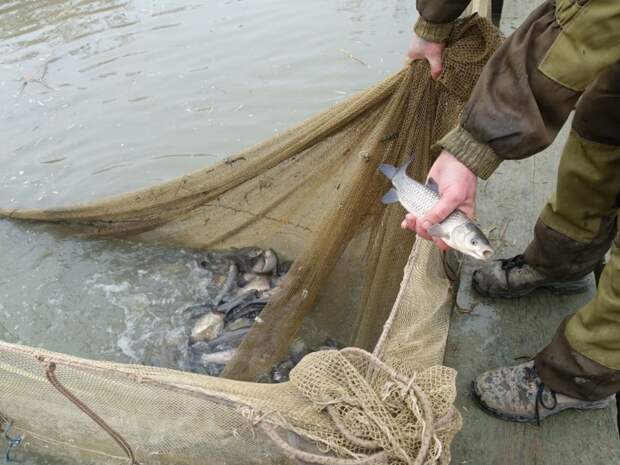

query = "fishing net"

[0,16,500,465]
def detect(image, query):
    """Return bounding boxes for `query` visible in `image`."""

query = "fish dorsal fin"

[381,188,399,205]
[397,159,412,178]
[426,177,439,194]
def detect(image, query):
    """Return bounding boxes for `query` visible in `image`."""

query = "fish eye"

[470,239,478,246]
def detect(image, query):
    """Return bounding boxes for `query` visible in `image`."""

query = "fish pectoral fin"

[381,188,399,204]
[427,223,449,239]
[426,177,439,194]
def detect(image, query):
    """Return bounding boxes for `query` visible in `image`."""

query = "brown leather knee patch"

[536,319,620,400]
[524,216,616,279]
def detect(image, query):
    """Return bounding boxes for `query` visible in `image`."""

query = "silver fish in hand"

[379,160,493,260]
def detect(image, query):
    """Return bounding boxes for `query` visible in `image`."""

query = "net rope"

[0,16,500,465]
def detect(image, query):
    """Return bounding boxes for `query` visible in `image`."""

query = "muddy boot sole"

[470,381,610,423]
[472,275,591,299]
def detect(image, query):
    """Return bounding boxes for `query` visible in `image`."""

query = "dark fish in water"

[214,262,238,304]
[224,247,284,276]
[205,363,225,377]
[199,349,236,365]
[190,312,224,343]
[270,360,295,383]
[225,298,269,322]
[277,260,292,275]
[216,291,259,314]
[322,338,344,349]
[226,304,264,323]
[267,338,345,383]
[215,291,267,323]
[251,248,278,274]
[225,318,254,331]
[231,275,271,299]
[183,303,212,319]
[225,247,264,274]
[185,356,226,376]
[190,327,251,351]
[379,160,493,260]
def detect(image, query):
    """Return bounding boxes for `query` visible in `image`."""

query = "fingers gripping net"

[0,16,500,465]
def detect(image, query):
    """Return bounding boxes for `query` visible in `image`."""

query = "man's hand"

[401,150,477,250]
[407,33,445,79]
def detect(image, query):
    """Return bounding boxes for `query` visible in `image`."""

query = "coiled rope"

[254,348,457,465]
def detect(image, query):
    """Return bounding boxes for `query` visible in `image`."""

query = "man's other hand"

[401,150,477,250]
[407,33,445,80]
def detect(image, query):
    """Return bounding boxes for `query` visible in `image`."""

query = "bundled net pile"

[0,16,500,465]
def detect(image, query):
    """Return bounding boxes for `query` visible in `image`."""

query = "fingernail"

[422,220,431,230]
[400,220,407,229]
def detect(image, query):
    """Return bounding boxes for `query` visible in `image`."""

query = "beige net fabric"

[0,16,500,465]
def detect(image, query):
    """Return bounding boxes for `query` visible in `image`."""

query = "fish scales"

[391,167,469,228]
[392,173,439,216]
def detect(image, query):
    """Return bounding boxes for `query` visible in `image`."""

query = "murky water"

[0,0,416,462]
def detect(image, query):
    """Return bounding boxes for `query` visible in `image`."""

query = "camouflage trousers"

[526,63,620,400]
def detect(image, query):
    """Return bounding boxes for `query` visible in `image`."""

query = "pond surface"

[0,0,416,462]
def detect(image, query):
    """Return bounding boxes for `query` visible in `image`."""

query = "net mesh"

[0,16,500,465]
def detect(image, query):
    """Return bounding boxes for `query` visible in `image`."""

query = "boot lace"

[500,254,528,291]
[525,364,558,426]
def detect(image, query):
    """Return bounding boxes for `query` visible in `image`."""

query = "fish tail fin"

[381,188,399,204]
[378,163,397,180]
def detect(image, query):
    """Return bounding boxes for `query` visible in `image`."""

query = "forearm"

[439,0,620,179]
[414,0,471,42]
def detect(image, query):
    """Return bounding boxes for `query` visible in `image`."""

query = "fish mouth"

[470,248,493,260]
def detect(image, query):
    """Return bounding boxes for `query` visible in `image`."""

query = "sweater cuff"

[436,126,502,179]
[414,17,454,43]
